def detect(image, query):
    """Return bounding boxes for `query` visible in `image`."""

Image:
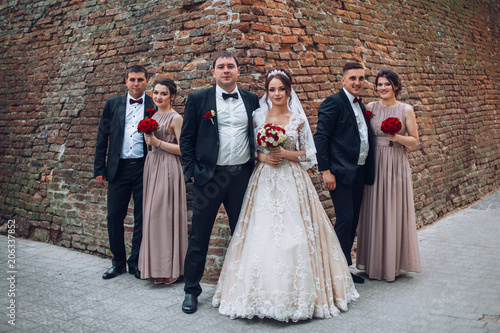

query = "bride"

[212,69,359,322]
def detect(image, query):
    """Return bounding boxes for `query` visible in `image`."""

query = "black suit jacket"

[180,86,259,186]
[314,89,375,186]
[94,93,154,183]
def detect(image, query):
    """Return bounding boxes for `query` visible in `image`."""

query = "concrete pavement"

[1,190,499,332]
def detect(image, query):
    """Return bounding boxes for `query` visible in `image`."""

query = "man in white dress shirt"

[94,66,154,280]
[314,62,375,284]
[179,52,259,314]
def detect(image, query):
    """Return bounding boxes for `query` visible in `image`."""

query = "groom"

[94,65,154,280]
[179,52,259,314]
[314,62,375,284]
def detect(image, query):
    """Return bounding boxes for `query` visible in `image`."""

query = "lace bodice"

[254,113,316,169]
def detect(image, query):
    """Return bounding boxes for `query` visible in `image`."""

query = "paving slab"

[1,190,499,332]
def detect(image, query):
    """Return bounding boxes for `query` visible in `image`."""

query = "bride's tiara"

[267,69,289,79]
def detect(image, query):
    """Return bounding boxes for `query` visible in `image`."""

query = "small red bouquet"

[256,123,287,149]
[138,118,159,151]
[381,117,402,147]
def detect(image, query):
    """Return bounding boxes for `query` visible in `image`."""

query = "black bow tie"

[130,98,143,105]
[353,97,362,104]
[222,92,238,100]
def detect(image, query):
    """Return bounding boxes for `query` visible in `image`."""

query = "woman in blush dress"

[138,78,188,285]
[356,68,421,282]
[212,69,358,322]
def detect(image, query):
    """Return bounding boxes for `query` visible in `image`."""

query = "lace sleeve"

[296,115,317,170]
[253,107,268,154]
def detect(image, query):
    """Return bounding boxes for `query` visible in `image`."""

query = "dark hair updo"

[153,78,178,96]
[375,68,402,98]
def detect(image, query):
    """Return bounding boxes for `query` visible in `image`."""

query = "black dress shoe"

[128,265,139,275]
[351,273,365,284]
[102,266,126,279]
[134,270,141,279]
[182,294,198,314]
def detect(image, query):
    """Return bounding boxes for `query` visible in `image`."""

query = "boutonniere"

[365,110,375,119]
[204,110,216,124]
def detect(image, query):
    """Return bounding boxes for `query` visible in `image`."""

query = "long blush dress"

[138,111,188,280]
[213,114,358,322]
[356,102,421,282]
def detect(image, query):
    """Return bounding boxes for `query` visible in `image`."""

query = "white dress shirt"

[215,85,250,166]
[343,88,369,165]
[121,92,145,159]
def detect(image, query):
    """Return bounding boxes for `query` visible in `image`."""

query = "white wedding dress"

[212,113,359,322]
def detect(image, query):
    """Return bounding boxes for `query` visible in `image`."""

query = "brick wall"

[1,0,499,282]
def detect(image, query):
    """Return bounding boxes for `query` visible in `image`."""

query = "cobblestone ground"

[1,190,499,333]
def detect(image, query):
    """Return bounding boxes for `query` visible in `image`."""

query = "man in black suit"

[94,65,154,280]
[179,52,259,313]
[314,62,375,284]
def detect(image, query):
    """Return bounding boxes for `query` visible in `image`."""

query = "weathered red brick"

[1,0,498,285]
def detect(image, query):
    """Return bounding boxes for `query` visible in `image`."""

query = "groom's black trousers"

[329,165,366,266]
[184,161,254,296]
[106,157,145,268]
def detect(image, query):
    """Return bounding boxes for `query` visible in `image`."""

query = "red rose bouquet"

[256,123,287,149]
[137,118,159,151]
[381,117,402,147]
